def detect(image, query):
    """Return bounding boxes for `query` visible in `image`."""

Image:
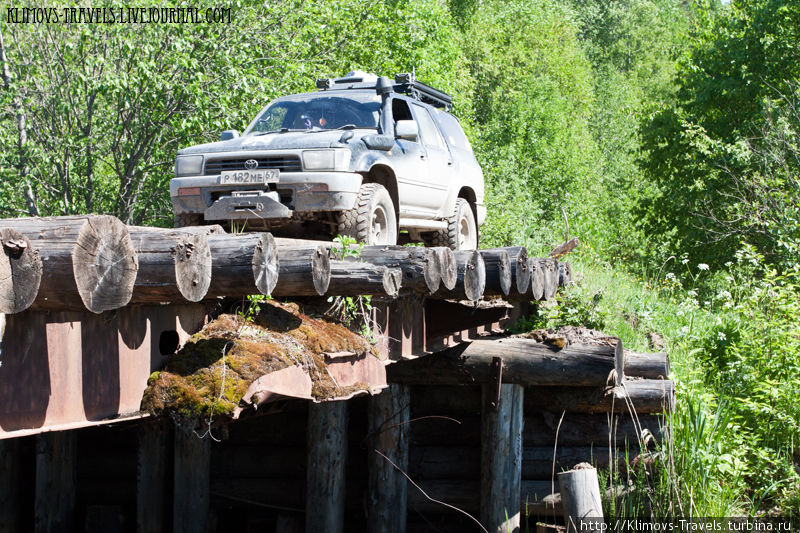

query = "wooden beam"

[0,438,21,531]
[35,431,77,533]
[137,421,170,533]
[481,383,524,533]
[524,380,675,414]
[306,401,348,533]
[367,384,410,533]
[173,429,210,533]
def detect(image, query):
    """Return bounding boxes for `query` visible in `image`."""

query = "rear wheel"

[337,183,397,246]
[424,198,477,250]
[174,213,203,228]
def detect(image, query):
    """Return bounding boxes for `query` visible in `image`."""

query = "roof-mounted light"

[316,78,332,90]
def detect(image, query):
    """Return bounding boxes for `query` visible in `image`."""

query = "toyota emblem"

[244,159,259,170]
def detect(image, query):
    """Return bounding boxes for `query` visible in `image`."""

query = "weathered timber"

[137,421,170,533]
[387,338,617,387]
[408,479,553,514]
[409,445,627,480]
[0,228,41,313]
[367,383,410,533]
[481,383,524,533]
[524,412,665,448]
[327,259,401,297]
[434,247,458,290]
[352,246,439,293]
[504,246,530,299]
[6,215,138,313]
[558,464,603,533]
[272,245,330,297]
[530,258,545,301]
[549,237,579,259]
[559,261,573,287]
[306,401,348,533]
[480,249,512,297]
[432,249,485,302]
[0,438,20,531]
[205,232,279,298]
[128,229,212,303]
[543,258,559,300]
[625,351,670,379]
[173,429,210,533]
[524,380,675,414]
[35,431,76,533]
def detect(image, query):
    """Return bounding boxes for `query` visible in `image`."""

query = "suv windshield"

[245,92,381,134]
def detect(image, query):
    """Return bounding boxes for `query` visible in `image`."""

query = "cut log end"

[463,250,486,302]
[0,229,42,313]
[312,246,331,295]
[530,259,545,301]
[480,249,512,297]
[515,248,530,295]
[434,247,457,291]
[172,233,212,302]
[252,233,279,296]
[72,215,138,313]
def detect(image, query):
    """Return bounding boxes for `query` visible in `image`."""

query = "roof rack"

[315,72,453,111]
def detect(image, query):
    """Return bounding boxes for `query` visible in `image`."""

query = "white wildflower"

[688,290,698,297]
[718,290,732,300]
[717,331,727,341]
[698,263,709,271]
[681,258,689,265]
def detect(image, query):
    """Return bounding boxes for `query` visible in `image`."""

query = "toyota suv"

[170,71,485,249]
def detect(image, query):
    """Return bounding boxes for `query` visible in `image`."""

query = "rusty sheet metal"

[0,304,207,440]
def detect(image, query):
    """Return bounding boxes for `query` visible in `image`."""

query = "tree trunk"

[272,245,331,297]
[327,260,401,297]
[480,249,512,297]
[387,338,617,387]
[0,228,42,313]
[127,228,211,303]
[432,249,485,302]
[204,232,279,298]
[6,215,138,313]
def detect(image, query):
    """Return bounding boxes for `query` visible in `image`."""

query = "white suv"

[171,72,485,249]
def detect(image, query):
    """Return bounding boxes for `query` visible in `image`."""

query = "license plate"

[219,168,279,185]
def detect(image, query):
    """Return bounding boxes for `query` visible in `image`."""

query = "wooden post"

[173,429,210,533]
[137,421,170,533]
[481,383,524,533]
[306,401,348,533]
[558,464,603,533]
[35,431,77,533]
[0,438,21,531]
[367,384,410,533]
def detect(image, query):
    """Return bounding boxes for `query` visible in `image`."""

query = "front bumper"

[171,171,362,218]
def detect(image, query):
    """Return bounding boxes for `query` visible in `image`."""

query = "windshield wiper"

[251,128,305,136]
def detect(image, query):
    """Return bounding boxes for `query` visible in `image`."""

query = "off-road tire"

[337,183,397,246]
[173,213,203,228]
[424,198,477,250]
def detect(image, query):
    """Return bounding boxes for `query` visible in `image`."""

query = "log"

[433,247,457,290]
[625,351,670,379]
[128,229,212,303]
[306,401,348,533]
[549,237,579,259]
[387,338,617,387]
[6,215,138,313]
[35,431,77,533]
[480,249,512,297]
[481,383,524,533]
[542,258,559,300]
[530,258,545,301]
[505,246,530,299]
[353,246,440,294]
[367,383,410,533]
[173,429,210,533]
[558,464,603,533]
[407,479,553,514]
[137,421,170,533]
[558,262,573,287]
[328,259,401,297]
[524,380,675,414]
[524,412,665,448]
[272,245,330,297]
[0,228,41,313]
[205,232,279,298]
[432,250,485,302]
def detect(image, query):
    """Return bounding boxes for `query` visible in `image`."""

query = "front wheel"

[337,183,397,246]
[425,198,477,250]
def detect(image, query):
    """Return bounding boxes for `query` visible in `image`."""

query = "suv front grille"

[204,156,301,175]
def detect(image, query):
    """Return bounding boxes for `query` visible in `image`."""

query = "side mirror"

[221,130,239,141]
[395,120,419,141]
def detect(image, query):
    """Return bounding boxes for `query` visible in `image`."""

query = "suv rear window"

[434,110,473,153]
[412,104,447,150]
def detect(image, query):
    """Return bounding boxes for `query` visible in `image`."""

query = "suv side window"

[412,104,447,151]
[436,111,474,153]
[392,98,414,124]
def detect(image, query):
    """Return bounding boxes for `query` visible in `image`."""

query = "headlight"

[302,149,350,171]
[174,155,204,177]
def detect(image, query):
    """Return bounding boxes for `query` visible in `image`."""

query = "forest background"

[1,0,799,516]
